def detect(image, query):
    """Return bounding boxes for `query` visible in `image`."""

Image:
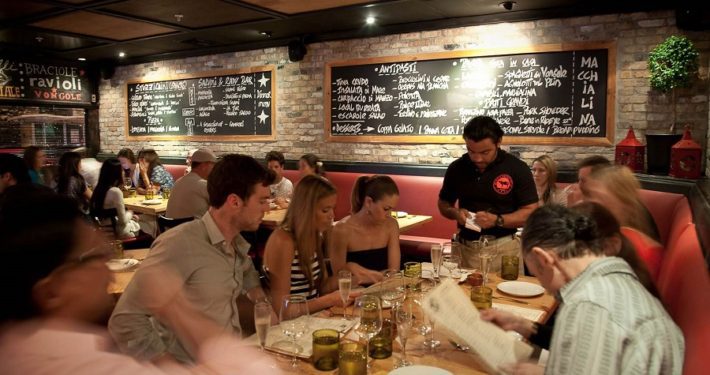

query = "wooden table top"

[124,196,168,216]
[262,209,432,233]
[257,273,556,374]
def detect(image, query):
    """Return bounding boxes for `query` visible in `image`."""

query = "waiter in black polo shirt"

[438,116,538,273]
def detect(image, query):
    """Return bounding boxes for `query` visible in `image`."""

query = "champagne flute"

[338,270,352,320]
[279,295,309,368]
[254,301,272,351]
[480,235,497,285]
[354,295,382,369]
[394,303,413,368]
[430,244,443,281]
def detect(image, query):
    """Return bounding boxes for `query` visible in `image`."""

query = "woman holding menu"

[262,175,345,314]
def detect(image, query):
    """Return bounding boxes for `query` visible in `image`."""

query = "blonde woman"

[581,165,661,242]
[263,175,346,314]
[330,175,400,285]
[531,155,568,206]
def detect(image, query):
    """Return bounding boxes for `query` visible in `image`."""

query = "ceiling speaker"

[288,39,307,62]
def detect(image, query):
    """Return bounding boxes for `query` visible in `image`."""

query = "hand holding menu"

[422,279,533,374]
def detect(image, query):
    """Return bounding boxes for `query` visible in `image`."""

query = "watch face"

[496,215,504,226]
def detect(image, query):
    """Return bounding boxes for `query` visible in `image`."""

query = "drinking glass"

[414,290,440,350]
[479,235,497,285]
[430,244,443,281]
[353,295,382,368]
[379,269,405,309]
[253,301,272,351]
[123,176,133,191]
[338,270,352,320]
[279,295,309,368]
[471,286,493,310]
[441,253,460,279]
[312,329,340,371]
[393,303,413,368]
[403,262,421,292]
[145,186,155,200]
[339,341,367,375]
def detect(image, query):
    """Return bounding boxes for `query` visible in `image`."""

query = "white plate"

[497,281,545,297]
[393,211,408,218]
[106,258,139,272]
[142,199,163,205]
[389,365,453,375]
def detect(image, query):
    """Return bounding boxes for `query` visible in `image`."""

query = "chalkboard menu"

[326,43,615,145]
[126,66,275,140]
[0,56,94,106]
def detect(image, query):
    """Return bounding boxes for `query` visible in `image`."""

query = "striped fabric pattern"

[290,249,320,300]
[547,257,684,374]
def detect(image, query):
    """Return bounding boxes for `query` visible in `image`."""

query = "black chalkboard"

[126,66,275,140]
[0,56,94,106]
[326,43,615,145]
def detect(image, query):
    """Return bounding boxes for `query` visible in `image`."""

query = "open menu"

[421,279,534,374]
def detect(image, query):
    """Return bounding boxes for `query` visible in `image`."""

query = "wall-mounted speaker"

[288,39,307,62]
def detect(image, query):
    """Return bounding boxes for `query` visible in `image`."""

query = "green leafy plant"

[648,35,700,132]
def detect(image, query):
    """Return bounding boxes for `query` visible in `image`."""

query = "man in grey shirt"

[166,148,216,219]
[109,154,275,363]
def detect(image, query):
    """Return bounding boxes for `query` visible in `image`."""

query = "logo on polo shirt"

[493,174,513,195]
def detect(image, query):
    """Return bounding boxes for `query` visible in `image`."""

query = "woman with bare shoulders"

[330,175,400,285]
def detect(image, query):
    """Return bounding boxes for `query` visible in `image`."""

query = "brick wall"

[98,10,710,172]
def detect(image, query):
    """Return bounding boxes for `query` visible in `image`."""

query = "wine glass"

[441,253,460,279]
[254,301,272,351]
[279,295,309,368]
[354,295,382,369]
[430,244,443,281]
[393,303,413,368]
[379,269,405,309]
[338,270,352,320]
[479,235,498,285]
[123,176,133,191]
[415,288,440,350]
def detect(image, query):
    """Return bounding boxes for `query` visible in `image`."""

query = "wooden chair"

[91,208,153,250]
[157,215,194,234]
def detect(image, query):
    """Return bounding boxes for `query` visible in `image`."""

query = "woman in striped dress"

[263,175,348,313]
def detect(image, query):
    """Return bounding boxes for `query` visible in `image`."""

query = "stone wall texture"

[98,10,710,172]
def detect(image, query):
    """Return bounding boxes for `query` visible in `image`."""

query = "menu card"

[422,279,534,374]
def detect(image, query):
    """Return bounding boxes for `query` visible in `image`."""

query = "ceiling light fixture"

[77,57,86,61]
[366,16,376,25]
[499,1,516,11]
[35,36,43,43]
[118,52,126,58]
[260,31,272,38]
[174,14,183,23]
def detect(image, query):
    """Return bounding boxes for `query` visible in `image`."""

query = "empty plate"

[389,365,453,375]
[106,258,139,272]
[142,199,162,205]
[497,281,545,297]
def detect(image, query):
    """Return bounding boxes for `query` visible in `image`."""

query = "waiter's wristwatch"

[495,214,505,227]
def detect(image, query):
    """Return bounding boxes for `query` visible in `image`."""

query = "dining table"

[123,195,168,216]
[262,208,433,233]
[248,272,557,374]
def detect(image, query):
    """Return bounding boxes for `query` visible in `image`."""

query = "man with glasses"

[109,154,276,363]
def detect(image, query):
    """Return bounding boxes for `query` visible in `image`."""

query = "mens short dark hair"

[208,154,275,208]
[0,189,82,322]
[462,116,504,144]
[0,154,31,185]
[577,155,611,171]
[265,151,285,166]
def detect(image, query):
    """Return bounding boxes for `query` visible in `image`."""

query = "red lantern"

[615,127,645,173]
[670,127,702,179]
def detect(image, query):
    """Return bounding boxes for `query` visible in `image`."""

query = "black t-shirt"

[439,149,538,240]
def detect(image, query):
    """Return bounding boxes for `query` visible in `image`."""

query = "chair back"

[91,208,119,238]
[157,215,194,234]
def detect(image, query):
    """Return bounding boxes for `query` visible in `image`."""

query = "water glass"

[471,286,493,310]
[403,262,421,292]
[145,187,155,200]
[368,318,393,359]
[479,235,497,284]
[338,341,367,375]
[312,329,339,371]
[441,253,460,279]
[279,295,309,367]
[379,269,405,309]
[354,295,382,368]
[161,187,171,199]
[501,255,520,280]
[253,301,272,352]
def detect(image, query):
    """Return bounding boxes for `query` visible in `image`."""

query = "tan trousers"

[454,235,524,275]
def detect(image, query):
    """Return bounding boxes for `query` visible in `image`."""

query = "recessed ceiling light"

[366,16,376,25]
[77,57,86,61]
[118,52,126,58]
[260,31,272,38]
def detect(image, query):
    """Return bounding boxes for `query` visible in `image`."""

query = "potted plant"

[645,35,700,174]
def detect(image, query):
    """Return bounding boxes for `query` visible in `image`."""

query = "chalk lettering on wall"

[326,43,614,145]
[0,57,93,105]
[126,67,275,140]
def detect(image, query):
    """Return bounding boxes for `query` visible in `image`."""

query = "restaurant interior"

[1,1,709,374]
